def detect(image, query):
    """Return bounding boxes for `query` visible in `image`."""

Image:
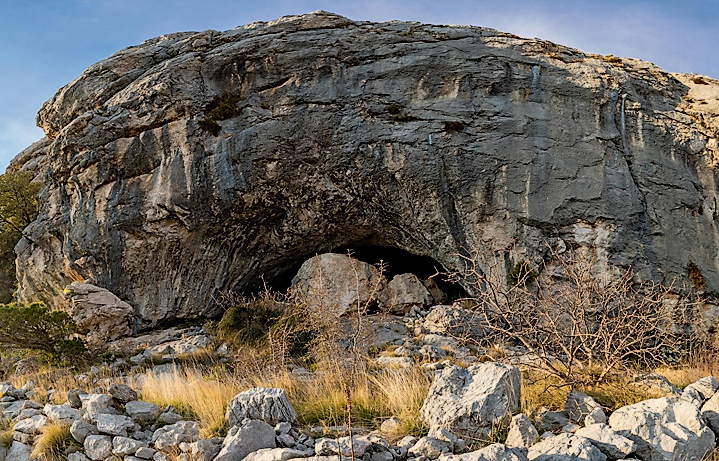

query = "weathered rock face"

[12,11,719,325]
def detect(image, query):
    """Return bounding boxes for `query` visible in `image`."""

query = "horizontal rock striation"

[11,11,719,325]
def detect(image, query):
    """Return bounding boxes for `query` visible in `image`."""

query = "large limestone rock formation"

[11,11,719,326]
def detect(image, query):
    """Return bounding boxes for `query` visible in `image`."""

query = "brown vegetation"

[451,247,696,387]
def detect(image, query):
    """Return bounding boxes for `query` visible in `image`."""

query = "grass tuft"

[31,423,75,461]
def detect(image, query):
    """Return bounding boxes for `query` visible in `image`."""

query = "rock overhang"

[10,11,719,326]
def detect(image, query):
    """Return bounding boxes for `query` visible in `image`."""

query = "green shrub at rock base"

[216,293,285,347]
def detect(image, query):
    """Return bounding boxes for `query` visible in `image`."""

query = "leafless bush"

[451,246,697,386]
[287,254,387,453]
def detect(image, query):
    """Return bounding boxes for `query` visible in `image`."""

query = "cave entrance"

[330,244,468,303]
[262,245,467,304]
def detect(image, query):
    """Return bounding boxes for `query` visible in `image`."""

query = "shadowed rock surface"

[11,11,719,326]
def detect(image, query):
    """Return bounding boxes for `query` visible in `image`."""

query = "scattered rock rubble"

[3,362,719,461]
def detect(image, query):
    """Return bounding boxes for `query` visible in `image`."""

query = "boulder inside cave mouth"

[268,245,468,303]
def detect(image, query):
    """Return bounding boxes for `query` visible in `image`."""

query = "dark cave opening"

[267,244,468,303]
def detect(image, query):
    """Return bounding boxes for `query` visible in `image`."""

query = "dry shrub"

[452,246,695,386]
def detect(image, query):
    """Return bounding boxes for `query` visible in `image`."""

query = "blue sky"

[1,0,718,170]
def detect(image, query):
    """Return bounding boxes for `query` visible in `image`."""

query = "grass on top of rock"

[206,94,244,121]
[198,93,245,135]
[213,290,287,348]
[210,289,312,363]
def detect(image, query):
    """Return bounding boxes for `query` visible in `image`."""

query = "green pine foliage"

[0,302,85,356]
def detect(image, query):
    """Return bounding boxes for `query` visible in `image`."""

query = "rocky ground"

[2,249,718,461]
[2,349,719,461]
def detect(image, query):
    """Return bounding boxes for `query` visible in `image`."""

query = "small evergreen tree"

[0,303,85,356]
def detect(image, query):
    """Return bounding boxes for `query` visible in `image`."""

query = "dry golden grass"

[521,370,667,416]
[0,417,12,449]
[656,351,718,389]
[130,358,431,439]
[370,368,431,435]
[132,365,240,438]
[588,377,666,410]
[30,423,75,461]
[11,367,85,404]
[521,372,569,415]
[243,363,431,435]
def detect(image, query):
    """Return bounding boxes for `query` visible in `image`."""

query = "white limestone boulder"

[420,363,521,439]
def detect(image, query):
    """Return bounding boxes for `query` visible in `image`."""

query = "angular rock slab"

[125,400,161,425]
[66,282,135,343]
[438,444,528,461]
[152,421,200,451]
[505,414,539,449]
[379,273,433,313]
[566,390,602,423]
[527,433,606,461]
[420,362,521,439]
[244,448,308,461]
[574,423,637,460]
[44,403,81,425]
[214,420,276,461]
[226,387,298,427]
[608,397,714,461]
